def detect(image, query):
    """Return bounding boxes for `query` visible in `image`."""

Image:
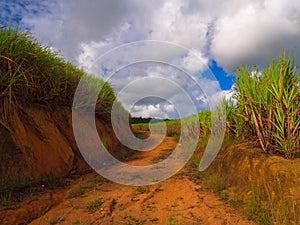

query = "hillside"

[0,27,125,189]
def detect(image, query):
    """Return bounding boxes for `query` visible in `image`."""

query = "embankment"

[0,105,122,184]
[208,141,300,224]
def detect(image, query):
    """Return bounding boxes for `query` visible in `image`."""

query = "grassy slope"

[0,27,117,128]
[0,27,126,194]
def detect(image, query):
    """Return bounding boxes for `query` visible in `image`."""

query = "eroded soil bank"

[208,141,300,224]
[0,106,122,183]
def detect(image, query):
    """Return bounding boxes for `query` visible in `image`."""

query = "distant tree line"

[131,117,169,124]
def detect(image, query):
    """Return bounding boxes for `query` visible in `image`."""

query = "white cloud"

[164,104,175,113]
[221,85,236,101]
[182,49,208,74]
[3,0,300,117]
[131,104,169,119]
[77,41,109,72]
[148,1,209,50]
[211,0,300,71]
[6,0,300,71]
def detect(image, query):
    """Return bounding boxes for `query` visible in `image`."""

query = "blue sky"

[1,0,300,118]
[209,60,234,90]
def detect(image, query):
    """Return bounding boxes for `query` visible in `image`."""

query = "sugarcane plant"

[232,51,300,158]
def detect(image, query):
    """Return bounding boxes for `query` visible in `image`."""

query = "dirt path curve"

[29,134,255,225]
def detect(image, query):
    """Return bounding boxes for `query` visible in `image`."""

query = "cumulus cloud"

[181,49,208,74]
[114,69,209,118]
[5,0,300,70]
[211,0,300,71]
[221,85,237,102]
[131,104,170,119]
[2,0,300,117]
[129,100,177,119]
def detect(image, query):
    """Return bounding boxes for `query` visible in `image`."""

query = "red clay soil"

[0,106,123,183]
[0,132,256,225]
[0,107,74,182]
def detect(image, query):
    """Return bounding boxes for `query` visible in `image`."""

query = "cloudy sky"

[1,0,300,118]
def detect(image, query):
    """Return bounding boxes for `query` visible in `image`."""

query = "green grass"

[245,190,271,225]
[67,186,85,199]
[0,177,30,193]
[205,173,226,193]
[67,182,97,199]
[0,191,12,206]
[0,26,121,129]
[219,190,229,201]
[42,172,61,189]
[85,198,104,213]
[166,217,181,225]
[131,123,149,130]
[133,111,210,140]
[121,214,146,225]
[0,177,31,206]
[113,147,137,161]
[136,186,150,194]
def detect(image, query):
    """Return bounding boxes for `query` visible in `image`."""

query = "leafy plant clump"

[228,51,300,158]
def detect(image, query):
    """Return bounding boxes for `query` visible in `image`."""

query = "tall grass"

[0,27,117,128]
[231,52,300,158]
[132,52,299,159]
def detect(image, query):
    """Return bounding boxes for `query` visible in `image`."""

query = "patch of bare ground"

[1,131,255,225]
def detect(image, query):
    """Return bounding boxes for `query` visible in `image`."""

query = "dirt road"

[26,134,255,225]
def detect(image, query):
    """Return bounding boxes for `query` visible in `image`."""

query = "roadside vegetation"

[135,51,300,159]
[0,26,119,131]
[0,27,122,205]
[227,51,300,159]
